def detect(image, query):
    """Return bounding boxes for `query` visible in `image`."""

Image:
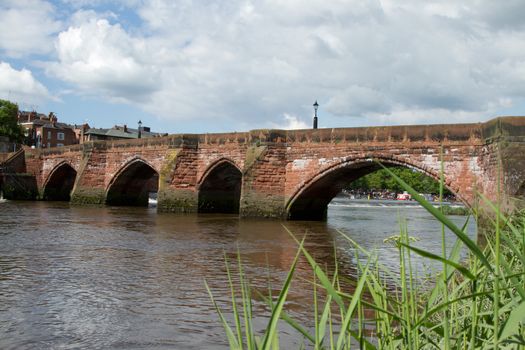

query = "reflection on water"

[0,198,475,349]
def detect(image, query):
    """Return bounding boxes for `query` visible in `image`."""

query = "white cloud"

[137,0,525,126]
[0,0,62,57]
[37,0,525,130]
[59,0,141,8]
[326,86,392,116]
[270,113,309,130]
[0,62,51,106]
[46,14,160,102]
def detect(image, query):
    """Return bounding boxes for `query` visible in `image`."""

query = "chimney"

[124,125,127,132]
[49,112,57,127]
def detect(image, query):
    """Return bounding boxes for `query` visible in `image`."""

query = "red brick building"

[18,111,80,148]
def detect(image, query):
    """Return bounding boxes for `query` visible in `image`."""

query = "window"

[47,142,51,148]
[57,143,64,147]
[47,131,52,139]
[57,132,64,140]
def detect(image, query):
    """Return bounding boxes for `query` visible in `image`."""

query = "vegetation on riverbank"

[207,166,525,349]
[439,204,470,216]
[0,99,24,143]
[346,167,453,196]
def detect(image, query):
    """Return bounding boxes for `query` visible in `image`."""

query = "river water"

[0,197,475,349]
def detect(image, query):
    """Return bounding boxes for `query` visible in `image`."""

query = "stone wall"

[10,116,525,221]
[1,173,38,200]
[0,136,16,153]
[0,148,38,200]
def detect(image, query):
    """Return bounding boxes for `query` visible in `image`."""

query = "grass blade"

[284,225,346,309]
[376,161,493,273]
[204,280,241,350]
[398,242,475,280]
[260,236,305,350]
[336,262,370,350]
[499,300,525,341]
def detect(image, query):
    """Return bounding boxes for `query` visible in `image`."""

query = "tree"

[0,99,24,143]
[346,166,452,195]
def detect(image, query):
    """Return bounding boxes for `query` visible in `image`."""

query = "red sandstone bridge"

[1,117,525,220]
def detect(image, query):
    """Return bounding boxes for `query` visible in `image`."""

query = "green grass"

[206,164,525,349]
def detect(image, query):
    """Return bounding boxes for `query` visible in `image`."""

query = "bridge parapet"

[198,132,250,145]
[98,134,199,148]
[197,130,288,145]
[285,122,485,144]
[481,116,525,141]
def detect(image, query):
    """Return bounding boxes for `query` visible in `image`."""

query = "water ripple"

[0,200,475,349]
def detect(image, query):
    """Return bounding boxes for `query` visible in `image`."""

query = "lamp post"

[138,120,142,139]
[313,101,319,129]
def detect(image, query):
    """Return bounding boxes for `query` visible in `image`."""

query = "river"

[0,197,475,349]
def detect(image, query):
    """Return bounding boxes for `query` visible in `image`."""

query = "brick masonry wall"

[26,144,84,198]
[284,139,487,209]
[16,117,525,218]
[2,149,26,173]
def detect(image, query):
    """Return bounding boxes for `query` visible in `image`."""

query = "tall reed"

[206,164,525,349]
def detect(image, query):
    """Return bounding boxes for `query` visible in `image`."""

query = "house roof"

[41,122,75,130]
[85,126,161,139]
[18,111,47,119]
[20,118,75,131]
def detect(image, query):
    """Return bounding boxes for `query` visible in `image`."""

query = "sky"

[1,0,525,134]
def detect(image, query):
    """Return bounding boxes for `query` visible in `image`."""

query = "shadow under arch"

[43,162,77,201]
[106,158,159,206]
[516,181,525,197]
[286,157,464,220]
[198,159,242,214]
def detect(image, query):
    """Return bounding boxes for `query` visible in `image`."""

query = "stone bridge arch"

[42,161,77,201]
[286,156,466,220]
[106,157,159,206]
[198,158,243,214]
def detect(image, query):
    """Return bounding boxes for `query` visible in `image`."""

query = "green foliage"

[440,205,470,216]
[209,164,525,349]
[0,99,24,143]
[346,167,452,195]
[205,239,305,350]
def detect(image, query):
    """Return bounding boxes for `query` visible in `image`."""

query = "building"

[83,124,163,142]
[17,111,164,147]
[18,111,79,148]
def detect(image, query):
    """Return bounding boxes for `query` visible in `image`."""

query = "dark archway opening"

[43,164,77,201]
[288,162,455,221]
[198,162,242,214]
[516,181,525,198]
[288,163,381,220]
[106,161,159,207]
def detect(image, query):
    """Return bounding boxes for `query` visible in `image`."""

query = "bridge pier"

[239,140,287,219]
[239,191,286,219]
[157,188,198,213]
[70,187,106,205]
